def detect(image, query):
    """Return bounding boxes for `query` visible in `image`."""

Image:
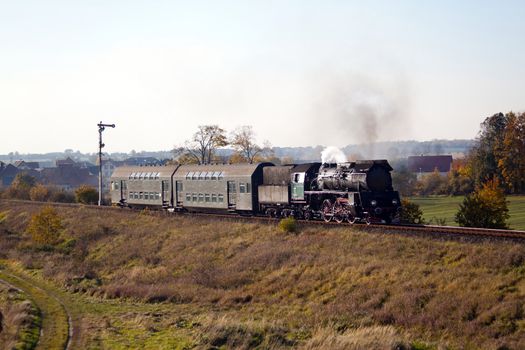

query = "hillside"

[1,201,525,349]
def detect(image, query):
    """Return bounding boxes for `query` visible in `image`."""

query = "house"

[40,166,98,191]
[14,160,40,170]
[56,157,76,168]
[0,162,19,188]
[122,157,161,166]
[408,155,453,179]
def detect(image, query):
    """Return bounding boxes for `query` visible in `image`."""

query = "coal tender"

[258,160,401,224]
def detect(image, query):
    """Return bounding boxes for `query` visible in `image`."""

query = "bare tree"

[230,126,263,164]
[173,125,228,164]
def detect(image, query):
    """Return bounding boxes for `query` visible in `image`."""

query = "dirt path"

[0,267,72,350]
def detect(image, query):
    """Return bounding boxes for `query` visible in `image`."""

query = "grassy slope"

[409,195,525,230]
[0,280,41,350]
[1,201,525,349]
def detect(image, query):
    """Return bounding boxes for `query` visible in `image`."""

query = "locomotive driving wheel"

[333,201,345,223]
[322,199,333,223]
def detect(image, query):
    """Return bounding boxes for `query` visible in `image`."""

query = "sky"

[1,0,525,154]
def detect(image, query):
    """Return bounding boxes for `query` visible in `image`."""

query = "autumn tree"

[468,113,507,188]
[5,173,37,199]
[229,126,263,164]
[455,179,509,229]
[75,185,99,204]
[174,125,228,164]
[496,112,525,193]
[27,206,63,245]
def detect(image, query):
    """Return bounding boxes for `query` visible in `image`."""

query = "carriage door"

[161,180,170,206]
[175,181,183,206]
[227,181,237,208]
[121,180,127,200]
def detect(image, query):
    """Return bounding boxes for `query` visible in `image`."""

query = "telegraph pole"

[98,122,115,206]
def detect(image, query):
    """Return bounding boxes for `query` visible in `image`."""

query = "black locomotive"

[110,160,401,224]
[259,160,401,224]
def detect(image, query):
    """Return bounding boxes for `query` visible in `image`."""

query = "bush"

[278,217,297,233]
[400,199,424,224]
[49,189,75,203]
[455,179,509,229]
[29,184,50,202]
[75,185,98,204]
[26,206,64,245]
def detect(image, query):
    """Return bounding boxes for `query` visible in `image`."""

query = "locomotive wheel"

[265,208,277,218]
[303,210,312,221]
[322,199,333,223]
[365,215,372,225]
[347,215,357,224]
[333,202,344,223]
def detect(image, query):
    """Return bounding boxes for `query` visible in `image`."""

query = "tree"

[229,126,263,164]
[29,184,50,202]
[497,112,525,193]
[400,199,424,224]
[5,173,37,199]
[468,113,507,188]
[75,185,99,204]
[455,179,509,229]
[174,125,228,164]
[27,206,63,245]
[391,165,418,196]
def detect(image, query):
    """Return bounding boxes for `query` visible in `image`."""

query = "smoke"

[312,71,411,158]
[321,146,347,163]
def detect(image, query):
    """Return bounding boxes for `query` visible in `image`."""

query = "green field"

[409,195,525,230]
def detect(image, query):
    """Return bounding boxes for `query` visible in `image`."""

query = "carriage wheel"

[322,199,333,223]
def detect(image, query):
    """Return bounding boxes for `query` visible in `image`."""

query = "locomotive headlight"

[392,199,398,205]
[371,200,377,206]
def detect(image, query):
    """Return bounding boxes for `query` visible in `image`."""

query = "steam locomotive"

[110,160,401,224]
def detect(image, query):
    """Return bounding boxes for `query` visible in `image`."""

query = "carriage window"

[199,172,206,180]
[139,192,143,199]
[239,183,246,193]
[155,192,160,200]
[192,172,199,180]
[246,183,251,193]
[205,172,211,180]
[129,172,134,180]
[218,172,224,180]
[211,194,217,202]
[192,193,198,202]
[186,172,193,180]
[155,172,160,179]
[211,172,218,180]
[218,194,224,202]
[144,172,150,180]
[198,193,204,202]
[150,192,155,200]
[186,193,191,201]
[176,182,183,191]
[205,194,210,202]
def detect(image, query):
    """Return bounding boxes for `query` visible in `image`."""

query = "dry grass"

[1,200,525,349]
[0,283,41,350]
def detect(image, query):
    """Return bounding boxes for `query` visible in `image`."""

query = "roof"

[111,165,179,178]
[408,155,453,173]
[14,160,40,169]
[176,163,270,177]
[40,167,97,187]
[56,157,76,167]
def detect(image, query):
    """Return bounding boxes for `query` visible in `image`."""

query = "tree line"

[172,125,285,165]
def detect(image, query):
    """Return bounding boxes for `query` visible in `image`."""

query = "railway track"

[2,199,525,241]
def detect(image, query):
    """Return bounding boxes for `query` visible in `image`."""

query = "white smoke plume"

[321,146,347,164]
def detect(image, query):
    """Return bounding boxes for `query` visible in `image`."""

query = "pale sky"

[1,0,524,154]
